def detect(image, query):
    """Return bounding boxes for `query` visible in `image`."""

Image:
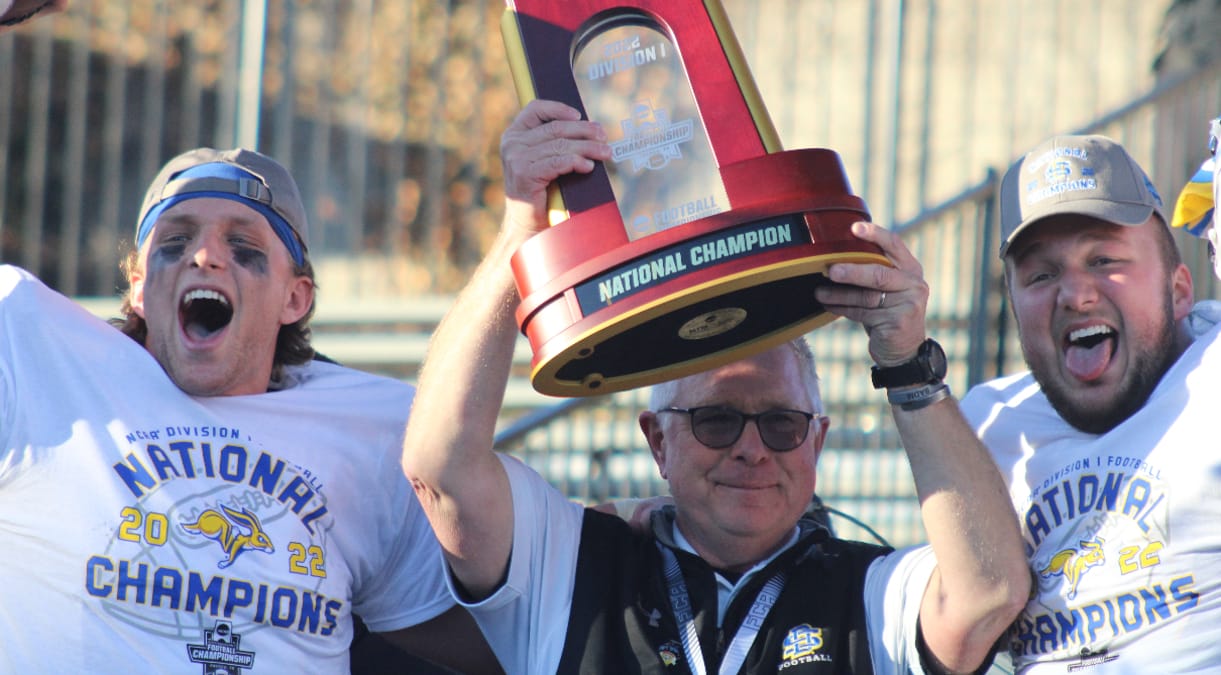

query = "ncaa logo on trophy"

[503,0,887,396]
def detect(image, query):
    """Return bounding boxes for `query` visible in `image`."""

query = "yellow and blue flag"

[1172,156,1215,237]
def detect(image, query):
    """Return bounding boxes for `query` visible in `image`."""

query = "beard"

[1028,298,1183,435]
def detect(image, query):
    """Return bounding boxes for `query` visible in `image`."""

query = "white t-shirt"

[0,265,451,672]
[454,453,936,674]
[960,320,1221,673]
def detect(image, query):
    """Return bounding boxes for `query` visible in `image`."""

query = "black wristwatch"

[871,338,947,389]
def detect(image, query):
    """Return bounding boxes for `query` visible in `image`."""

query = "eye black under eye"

[232,247,270,273]
[154,243,187,261]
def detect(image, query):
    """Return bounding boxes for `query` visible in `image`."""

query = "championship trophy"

[503,0,887,396]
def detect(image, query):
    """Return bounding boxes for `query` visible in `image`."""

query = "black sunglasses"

[657,406,820,452]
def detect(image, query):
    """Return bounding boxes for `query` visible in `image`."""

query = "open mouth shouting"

[179,288,233,343]
[1064,323,1116,382]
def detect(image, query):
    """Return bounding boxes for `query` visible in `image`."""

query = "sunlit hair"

[648,337,823,413]
[1152,214,1184,271]
[111,247,317,388]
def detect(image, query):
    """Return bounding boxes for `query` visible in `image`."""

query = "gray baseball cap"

[135,147,310,266]
[998,134,1165,258]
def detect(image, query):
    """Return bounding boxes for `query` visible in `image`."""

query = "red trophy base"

[513,148,887,397]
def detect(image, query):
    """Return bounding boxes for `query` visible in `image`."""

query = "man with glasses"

[402,99,1029,674]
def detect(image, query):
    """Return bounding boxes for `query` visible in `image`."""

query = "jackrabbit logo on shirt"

[1039,536,1105,600]
[181,504,276,568]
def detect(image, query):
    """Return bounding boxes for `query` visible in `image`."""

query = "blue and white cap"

[135,147,309,266]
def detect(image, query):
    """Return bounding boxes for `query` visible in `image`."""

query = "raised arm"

[817,222,1029,672]
[401,100,610,599]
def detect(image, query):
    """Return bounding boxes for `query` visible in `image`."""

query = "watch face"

[926,339,947,379]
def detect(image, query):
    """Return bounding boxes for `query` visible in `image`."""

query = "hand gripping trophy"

[504,0,887,396]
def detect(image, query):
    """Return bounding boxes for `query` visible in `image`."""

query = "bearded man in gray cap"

[824,132,1221,672]
[0,147,500,673]
[955,135,1220,672]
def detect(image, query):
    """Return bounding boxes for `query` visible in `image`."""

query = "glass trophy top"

[573,12,730,241]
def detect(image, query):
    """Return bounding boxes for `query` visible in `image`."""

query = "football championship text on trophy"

[503,0,888,396]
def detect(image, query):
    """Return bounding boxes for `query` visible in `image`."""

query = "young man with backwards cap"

[0,148,499,672]
[940,133,1221,672]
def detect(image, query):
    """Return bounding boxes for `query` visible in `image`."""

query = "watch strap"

[886,382,952,411]
[871,338,945,389]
